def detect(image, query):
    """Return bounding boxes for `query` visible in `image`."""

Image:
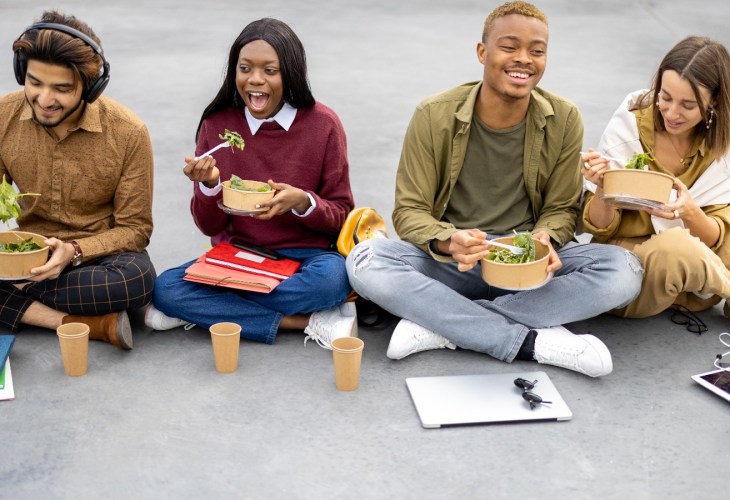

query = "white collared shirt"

[245,101,297,135]
[199,102,316,217]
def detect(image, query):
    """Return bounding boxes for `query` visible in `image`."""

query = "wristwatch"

[69,240,83,267]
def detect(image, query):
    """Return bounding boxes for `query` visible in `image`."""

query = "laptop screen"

[692,369,730,403]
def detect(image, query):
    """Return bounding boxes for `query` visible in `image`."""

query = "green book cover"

[0,358,14,400]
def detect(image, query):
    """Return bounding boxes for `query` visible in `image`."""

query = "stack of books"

[184,242,300,294]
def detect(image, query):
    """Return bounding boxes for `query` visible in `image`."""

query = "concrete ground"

[1,1,728,499]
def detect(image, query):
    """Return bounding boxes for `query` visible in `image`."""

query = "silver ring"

[583,162,591,170]
[673,209,680,219]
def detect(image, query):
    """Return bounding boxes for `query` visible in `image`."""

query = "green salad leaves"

[219,129,245,152]
[486,231,536,264]
[0,175,43,252]
[229,175,272,192]
[0,175,40,225]
[0,237,42,253]
[625,152,653,170]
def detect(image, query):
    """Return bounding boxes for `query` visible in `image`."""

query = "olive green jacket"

[393,81,583,259]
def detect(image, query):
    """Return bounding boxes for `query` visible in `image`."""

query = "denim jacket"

[393,81,583,257]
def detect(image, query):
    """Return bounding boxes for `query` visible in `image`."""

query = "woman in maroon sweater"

[147,18,356,346]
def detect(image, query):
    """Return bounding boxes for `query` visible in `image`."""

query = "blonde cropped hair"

[482,1,548,42]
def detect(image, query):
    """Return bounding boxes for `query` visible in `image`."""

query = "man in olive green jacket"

[394,81,581,255]
[346,1,643,377]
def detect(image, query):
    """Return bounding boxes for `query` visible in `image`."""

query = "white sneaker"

[386,319,456,360]
[304,302,358,349]
[533,326,612,377]
[144,304,195,331]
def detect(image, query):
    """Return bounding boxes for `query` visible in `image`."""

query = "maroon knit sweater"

[191,103,354,250]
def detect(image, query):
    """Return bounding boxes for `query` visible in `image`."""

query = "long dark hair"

[650,36,730,158]
[195,18,315,141]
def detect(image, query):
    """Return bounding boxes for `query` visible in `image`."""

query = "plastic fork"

[580,151,625,164]
[182,142,230,169]
[487,240,525,255]
[198,142,231,158]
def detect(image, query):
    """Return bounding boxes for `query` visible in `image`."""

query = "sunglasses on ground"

[514,377,552,410]
[670,305,707,335]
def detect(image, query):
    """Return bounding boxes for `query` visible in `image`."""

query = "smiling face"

[657,69,713,137]
[235,39,284,119]
[24,59,85,134]
[478,14,547,103]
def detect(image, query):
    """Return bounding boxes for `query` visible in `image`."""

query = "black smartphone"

[231,242,281,260]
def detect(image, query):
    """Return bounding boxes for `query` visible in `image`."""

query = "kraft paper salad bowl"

[221,179,275,212]
[0,231,49,279]
[601,169,674,205]
[480,236,550,290]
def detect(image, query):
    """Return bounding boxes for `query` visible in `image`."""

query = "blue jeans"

[346,239,643,361]
[153,248,351,344]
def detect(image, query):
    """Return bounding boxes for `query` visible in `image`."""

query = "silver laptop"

[405,371,572,428]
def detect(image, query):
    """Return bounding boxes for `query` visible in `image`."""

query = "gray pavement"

[1,1,728,499]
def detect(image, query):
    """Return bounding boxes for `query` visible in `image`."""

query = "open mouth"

[248,91,269,112]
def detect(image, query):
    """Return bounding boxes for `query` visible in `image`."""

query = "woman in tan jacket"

[581,36,730,319]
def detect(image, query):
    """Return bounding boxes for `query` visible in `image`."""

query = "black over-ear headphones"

[13,22,111,103]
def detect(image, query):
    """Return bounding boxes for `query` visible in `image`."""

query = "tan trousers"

[609,227,730,318]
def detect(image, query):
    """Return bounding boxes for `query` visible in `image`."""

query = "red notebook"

[204,242,300,280]
[184,258,280,293]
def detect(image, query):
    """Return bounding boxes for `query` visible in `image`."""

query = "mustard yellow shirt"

[583,104,730,250]
[0,90,154,260]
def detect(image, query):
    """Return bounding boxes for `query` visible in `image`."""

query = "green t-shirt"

[443,115,534,234]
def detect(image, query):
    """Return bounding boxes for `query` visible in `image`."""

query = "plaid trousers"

[0,251,156,331]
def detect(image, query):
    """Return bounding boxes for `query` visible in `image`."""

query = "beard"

[27,95,84,129]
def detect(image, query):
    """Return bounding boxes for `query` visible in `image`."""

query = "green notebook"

[0,360,7,390]
[0,358,14,400]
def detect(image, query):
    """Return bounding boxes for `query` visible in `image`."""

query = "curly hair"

[482,1,548,42]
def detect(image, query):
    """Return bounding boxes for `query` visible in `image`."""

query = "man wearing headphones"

[0,10,155,349]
